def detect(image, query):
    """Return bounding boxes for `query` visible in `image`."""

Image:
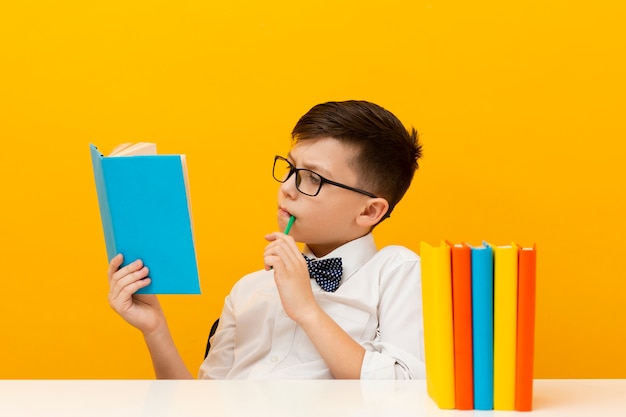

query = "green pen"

[284,215,296,235]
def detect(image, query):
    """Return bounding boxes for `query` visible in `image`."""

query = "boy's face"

[276,137,373,257]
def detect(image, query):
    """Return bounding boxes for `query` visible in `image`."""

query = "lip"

[278,207,292,217]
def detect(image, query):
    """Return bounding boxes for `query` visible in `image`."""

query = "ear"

[356,198,390,228]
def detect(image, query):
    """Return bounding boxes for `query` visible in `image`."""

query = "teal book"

[469,242,494,410]
[90,143,200,294]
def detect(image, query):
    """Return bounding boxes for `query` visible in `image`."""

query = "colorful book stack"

[420,241,536,411]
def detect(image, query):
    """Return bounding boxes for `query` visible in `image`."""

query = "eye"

[302,170,321,185]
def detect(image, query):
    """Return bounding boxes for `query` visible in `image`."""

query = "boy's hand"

[264,233,365,378]
[107,254,165,335]
[264,233,319,324]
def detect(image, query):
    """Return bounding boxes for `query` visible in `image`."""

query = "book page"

[110,142,157,156]
[180,154,195,239]
[109,142,133,155]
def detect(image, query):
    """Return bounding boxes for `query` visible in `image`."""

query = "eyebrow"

[286,151,332,176]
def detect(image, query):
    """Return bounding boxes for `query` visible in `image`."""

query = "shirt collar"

[302,233,378,282]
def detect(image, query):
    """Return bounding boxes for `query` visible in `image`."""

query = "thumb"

[264,232,282,242]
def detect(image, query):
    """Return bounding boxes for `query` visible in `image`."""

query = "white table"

[0,379,624,416]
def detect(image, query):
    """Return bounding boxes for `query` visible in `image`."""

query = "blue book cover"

[90,144,200,294]
[469,242,494,410]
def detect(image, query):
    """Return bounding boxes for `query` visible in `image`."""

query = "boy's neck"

[305,232,370,258]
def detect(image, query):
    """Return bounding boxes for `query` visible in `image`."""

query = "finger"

[109,277,152,311]
[264,242,288,271]
[264,255,276,271]
[263,239,291,270]
[268,232,296,243]
[267,243,302,274]
[264,239,286,265]
[111,259,144,282]
[117,276,152,302]
[265,233,298,255]
[109,266,150,300]
[107,254,124,283]
[278,237,304,266]
[263,233,303,271]
[264,231,290,242]
[109,270,151,304]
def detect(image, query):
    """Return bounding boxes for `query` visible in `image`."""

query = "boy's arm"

[143,323,194,379]
[264,233,365,379]
[198,296,237,379]
[108,254,193,379]
[361,252,424,379]
[295,306,365,378]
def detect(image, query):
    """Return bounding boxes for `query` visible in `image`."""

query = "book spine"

[471,244,494,410]
[515,245,537,411]
[450,243,474,410]
[493,244,519,410]
[89,145,117,260]
[420,241,455,409]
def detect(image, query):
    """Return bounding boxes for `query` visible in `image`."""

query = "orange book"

[448,242,474,410]
[515,244,537,411]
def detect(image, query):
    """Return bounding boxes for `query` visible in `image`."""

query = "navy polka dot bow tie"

[304,255,343,292]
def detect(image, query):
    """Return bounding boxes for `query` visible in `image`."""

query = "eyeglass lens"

[273,157,322,196]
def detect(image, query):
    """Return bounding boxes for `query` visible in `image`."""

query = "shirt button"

[270,355,278,363]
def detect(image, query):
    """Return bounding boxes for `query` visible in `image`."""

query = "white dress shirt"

[198,233,425,379]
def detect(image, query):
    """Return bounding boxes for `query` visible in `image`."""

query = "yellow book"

[493,243,518,410]
[420,241,455,409]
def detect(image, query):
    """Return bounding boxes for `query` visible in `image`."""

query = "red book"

[448,242,474,410]
[515,244,537,411]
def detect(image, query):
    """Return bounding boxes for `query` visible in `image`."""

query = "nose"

[279,170,299,198]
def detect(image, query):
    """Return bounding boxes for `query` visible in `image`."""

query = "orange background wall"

[1,1,624,379]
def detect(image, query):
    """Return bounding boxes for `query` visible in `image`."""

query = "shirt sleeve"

[198,295,236,379]
[359,249,426,379]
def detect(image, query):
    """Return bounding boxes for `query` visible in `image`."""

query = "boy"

[107,100,424,379]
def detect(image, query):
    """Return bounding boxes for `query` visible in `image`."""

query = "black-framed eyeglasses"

[272,155,378,198]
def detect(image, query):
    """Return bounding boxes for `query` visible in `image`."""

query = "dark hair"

[291,100,422,219]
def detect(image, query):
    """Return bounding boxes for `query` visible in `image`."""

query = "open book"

[90,143,200,294]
